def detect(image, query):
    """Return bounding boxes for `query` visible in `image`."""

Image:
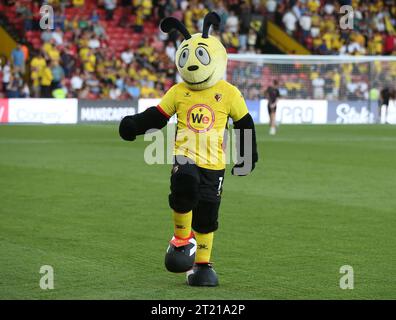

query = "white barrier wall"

[0,98,395,124]
[3,99,78,124]
[260,99,328,124]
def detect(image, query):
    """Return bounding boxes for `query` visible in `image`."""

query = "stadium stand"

[0,0,395,100]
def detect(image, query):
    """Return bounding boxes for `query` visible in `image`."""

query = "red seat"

[32,42,42,50]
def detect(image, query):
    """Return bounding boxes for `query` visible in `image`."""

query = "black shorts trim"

[173,156,224,203]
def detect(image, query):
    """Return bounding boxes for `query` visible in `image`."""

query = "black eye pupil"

[183,53,186,58]
[199,50,203,56]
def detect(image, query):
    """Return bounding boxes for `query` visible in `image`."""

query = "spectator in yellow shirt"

[332,70,341,99]
[83,49,96,73]
[30,66,41,97]
[322,32,334,51]
[128,63,139,80]
[332,34,342,52]
[40,63,53,98]
[79,46,90,60]
[373,33,383,54]
[312,35,323,52]
[134,6,144,33]
[48,47,60,62]
[30,52,46,73]
[140,85,156,98]
[307,0,320,13]
[184,7,194,33]
[351,31,365,47]
[42,42,53,56]
[142,0,152,17]
[323,15,336,32]
[73,0,85,7]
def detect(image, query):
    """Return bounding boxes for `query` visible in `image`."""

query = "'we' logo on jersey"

[187,104,215,133]
[191,112,210,124]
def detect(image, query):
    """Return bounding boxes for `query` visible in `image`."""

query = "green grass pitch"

[0,124,395,299]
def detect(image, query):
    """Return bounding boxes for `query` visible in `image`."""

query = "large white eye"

[178,48,189,68]
[195,46,210,65]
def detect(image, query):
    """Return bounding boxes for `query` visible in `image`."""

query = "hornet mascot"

[119,12,258,286]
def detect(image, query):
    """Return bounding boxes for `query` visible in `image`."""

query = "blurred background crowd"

[0,0,395,100]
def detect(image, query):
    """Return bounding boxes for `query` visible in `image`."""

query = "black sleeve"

[119,106,169,141]
[233,113,258,165]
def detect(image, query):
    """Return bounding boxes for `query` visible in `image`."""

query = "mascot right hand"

[119,116,137,141]
[119,106,169,142]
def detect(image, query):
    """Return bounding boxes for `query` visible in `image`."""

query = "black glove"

[119,115,137,141]
[231,113,258,176]
[231,153,258,176]
[119,106,169,142]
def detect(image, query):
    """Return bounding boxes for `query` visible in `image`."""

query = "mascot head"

[160,12,227,91]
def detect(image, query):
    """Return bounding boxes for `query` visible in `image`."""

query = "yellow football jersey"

[158,80,248,170]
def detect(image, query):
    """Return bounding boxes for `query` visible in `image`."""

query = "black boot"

[186,263,219,287]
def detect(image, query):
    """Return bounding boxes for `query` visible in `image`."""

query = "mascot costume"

[119,12,258,286]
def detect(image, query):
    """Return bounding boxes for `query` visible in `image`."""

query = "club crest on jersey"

[214,93,222,102]
[187,104,215,133]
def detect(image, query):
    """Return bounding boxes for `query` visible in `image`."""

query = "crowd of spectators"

[0,0,395,101]
[230,59,396,101]
[273,0,396,55]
